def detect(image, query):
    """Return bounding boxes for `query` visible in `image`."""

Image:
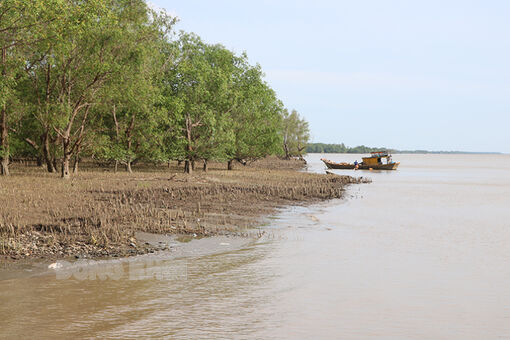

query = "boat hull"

[358,162,400,170]
[321,159,355,169]
[321,159,400,170]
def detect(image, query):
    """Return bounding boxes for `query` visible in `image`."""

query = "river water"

[1,153,510,339]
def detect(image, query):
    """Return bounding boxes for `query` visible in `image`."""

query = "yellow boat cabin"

[360,151,399,170]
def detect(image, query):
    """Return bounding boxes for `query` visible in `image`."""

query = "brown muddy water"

[1,153,510,339]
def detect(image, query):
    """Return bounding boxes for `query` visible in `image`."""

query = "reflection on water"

[1,154,510,339]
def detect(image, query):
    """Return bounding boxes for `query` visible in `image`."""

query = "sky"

[150,0,510,153]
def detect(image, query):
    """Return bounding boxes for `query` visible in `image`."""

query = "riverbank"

[0,157,368,261]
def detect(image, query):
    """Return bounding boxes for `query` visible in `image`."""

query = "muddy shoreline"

[0,233,256,281]
[0,157,369,262]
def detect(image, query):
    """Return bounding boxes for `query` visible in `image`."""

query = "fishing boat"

[320,159,356,169]
[321,151,400,170]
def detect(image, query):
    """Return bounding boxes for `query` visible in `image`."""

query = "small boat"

[321,151,400,170]
[320,159,356,169]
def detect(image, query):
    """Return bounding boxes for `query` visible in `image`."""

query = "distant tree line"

[307,143,500,154]
[0,0,310,178]
[306,143,389,154]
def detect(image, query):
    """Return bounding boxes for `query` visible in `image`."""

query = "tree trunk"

[42,132,56,173]
[0,48,9,176]
[52,135,59,172]
[184,114,193,175]
[282,133,291,159]
[0,157,8,176]
[61,136,71,179]
[72,139,84,175]
[203,159,208,172]
[124,113,135,174]
[59,104,89,180]
[0,105,10,176]
[283,142,290,159]
[24,138,44,168]
[227,159,233,170]
[191,159,195,171]
[61,154,71,179]
[184,160,192,174]
[73,156,79,174]
[0,107,9,176]
[114,160,118,173]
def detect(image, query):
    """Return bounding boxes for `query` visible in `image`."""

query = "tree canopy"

[0,0,311,177]
[281,109,310,159]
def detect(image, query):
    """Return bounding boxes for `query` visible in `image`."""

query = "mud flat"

[0,233,255,281]
[0,157,368,261]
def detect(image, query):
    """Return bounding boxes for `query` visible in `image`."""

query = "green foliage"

[162,33,237,167]
[0,0,62,169]
[2,0,310,175]
[89,1,176,168]
[229,59,283,161]
[281,109,310,158]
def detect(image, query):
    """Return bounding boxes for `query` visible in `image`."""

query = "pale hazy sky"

[151,0,510,153]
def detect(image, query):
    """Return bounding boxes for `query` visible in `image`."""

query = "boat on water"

[321,151,400,170]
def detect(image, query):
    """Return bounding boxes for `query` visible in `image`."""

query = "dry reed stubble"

[0,161,369,259]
